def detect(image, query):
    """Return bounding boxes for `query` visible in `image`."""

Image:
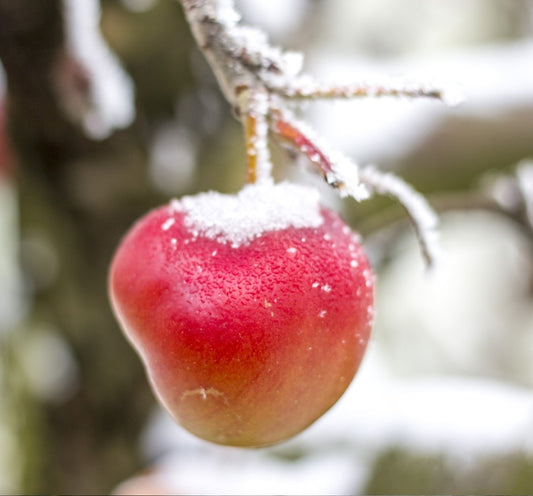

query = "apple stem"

[238,88,272,184]
[243,111,259,184]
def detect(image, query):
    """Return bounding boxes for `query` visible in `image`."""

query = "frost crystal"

[173,181,323,246]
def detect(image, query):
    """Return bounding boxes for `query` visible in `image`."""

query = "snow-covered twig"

[271,79,450,103]
[359,166,441,268]
[179,0,302,105]
[270,107,371,202]
[177,0,453,267]
[271,109,440,267]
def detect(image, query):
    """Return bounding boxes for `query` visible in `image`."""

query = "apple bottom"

[143,314,368,447]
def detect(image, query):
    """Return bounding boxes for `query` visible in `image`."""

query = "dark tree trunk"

[0,1,166,492]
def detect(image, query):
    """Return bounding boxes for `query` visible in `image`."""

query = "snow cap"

[171,181,324,247]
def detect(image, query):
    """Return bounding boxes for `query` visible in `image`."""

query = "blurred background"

[1,0,533,493]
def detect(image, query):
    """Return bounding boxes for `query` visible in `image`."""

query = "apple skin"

[109,201,374,447]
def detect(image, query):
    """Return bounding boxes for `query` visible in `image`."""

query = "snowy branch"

[358,166,441,268]
[177,0,457,266]
[179,0,302,105]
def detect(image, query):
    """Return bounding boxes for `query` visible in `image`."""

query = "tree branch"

[176,0,457,266]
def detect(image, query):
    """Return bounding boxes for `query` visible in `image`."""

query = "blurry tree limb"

[0,0,166,493]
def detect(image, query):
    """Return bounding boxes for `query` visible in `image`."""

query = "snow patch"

[172,181,323,247]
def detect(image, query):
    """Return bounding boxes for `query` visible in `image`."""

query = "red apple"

[109,181,374,447]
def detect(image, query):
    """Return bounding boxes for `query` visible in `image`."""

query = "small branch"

[177,0,454,267]
[179,0,302,106]
[242,110,259,184]
[359,166,441,268]
[271,108,440,266]
[270,80,453,103]
[270,108,370,201]
[361,161,533,270]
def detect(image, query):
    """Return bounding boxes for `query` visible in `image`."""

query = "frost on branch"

[177,0,457,267]
[180,0,303,104]
[358,166,441,268]
[271,109,441,267]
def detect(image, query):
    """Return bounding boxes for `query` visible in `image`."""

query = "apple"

[109,181,374,447]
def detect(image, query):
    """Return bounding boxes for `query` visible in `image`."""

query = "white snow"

[295,351,533,459]
[375,211,533,385]
[171,181,323,247]
[215,0,242,27]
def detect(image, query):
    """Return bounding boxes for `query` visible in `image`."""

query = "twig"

[176,0,458,267]
[271,108,440,266]
[358,166,441,268]
[270,79,449,102]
